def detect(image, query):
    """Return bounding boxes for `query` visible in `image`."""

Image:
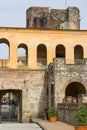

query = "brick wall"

[26,6,80,29]
[0,69,46,122]
[47,58,87,107]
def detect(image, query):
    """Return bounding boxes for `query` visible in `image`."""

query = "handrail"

[37,58,47,66]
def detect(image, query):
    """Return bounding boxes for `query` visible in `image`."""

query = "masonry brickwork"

[0,69,46,122]
[0,6,87,123]
[26,6,80,29]
[0,27,87,122]
[47,58,87,107]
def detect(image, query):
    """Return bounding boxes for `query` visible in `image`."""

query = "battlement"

[26,6,80,29]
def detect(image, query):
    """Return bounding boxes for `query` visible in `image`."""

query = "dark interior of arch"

[65,82,86,97]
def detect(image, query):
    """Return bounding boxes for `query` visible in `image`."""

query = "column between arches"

[9,42,18,68]
[47,47,55,65]
[28,46,37,69]
[66,46,74,64]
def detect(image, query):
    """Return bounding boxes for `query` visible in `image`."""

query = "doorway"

[0,89,22,122]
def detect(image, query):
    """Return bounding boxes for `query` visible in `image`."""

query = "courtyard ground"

[33,119,75,130]
[0,123,42,130]
[0,119,75,130]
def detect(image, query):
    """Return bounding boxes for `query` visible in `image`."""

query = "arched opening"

[17,44,28,67]
[37,44,47,67]
[65,82,86,102]
[74,45,84,64]
[0,38,10,68]
[56,44,65,58]
[0,89,22,122]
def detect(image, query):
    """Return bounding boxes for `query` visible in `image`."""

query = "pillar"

[66,47,74,64]
[8,42,18,68]
[28,47,37,69]
[47,47,55,65]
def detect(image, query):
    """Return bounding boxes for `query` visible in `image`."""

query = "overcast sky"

[0,0,87,29]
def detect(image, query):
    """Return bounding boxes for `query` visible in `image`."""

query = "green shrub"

[48,107,58,118]
[74,105,87,126]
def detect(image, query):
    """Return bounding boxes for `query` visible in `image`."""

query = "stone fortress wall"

[0,6,87,122]
[26,6,80,29]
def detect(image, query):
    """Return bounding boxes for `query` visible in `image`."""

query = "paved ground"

[0,123,42,130]
[0,119,75,130]
[34,119,75,130]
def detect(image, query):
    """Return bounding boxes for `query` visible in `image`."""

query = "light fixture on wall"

[51,81,54,85]
[51,77,54,85]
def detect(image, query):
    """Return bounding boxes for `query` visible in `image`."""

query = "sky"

[0,0,87,58]
[0,0,87,30]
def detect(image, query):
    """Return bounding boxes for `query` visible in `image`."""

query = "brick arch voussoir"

[61,79,86,94]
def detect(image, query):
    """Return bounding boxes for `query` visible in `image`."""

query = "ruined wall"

[26,6,80,29]
[47,58,87,107]
[0,69,46,122]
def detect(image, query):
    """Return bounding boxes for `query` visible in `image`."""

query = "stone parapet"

[26,6,80,29]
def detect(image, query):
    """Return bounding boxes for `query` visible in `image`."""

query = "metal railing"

[74,59,85,64]
[56,58,85,65]
[0,59,9,68]
[0,58,85,69]
[17,59,28,66]
[37,58,47,66]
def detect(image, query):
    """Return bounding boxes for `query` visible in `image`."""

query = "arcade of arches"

[0,28,86,69]
[0,28,87,122]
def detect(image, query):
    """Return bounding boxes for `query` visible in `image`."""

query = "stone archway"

[0,89,22,122]
[65,82,86,97]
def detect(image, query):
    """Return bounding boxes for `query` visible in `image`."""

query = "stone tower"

[26,6,80,29]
